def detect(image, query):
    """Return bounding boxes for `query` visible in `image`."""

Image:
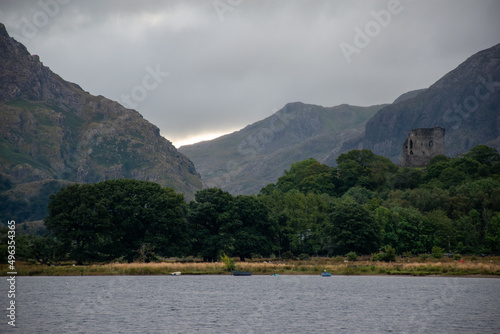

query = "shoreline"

[2,257,499,277]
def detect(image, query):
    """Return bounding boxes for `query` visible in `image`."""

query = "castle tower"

[400,127,445,167]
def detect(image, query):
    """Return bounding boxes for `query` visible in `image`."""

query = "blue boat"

[232,270,252,276]
[321,270,332,277]
[270,273,280,276]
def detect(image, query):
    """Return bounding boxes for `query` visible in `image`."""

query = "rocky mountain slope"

[182,43,500,195]
[0,23,202,221]
[179,102,385,194]
[360,43,500,163]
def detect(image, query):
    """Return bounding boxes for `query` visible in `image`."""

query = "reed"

[2,256,499,276]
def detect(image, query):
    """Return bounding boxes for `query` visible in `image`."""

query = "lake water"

[1,275,499,333]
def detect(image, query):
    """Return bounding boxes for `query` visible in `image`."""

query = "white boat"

[170,271,181,276]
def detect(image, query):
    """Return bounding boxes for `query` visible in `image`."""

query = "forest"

[1,145,499,264]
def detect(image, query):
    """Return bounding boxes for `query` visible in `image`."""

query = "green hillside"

[180,102,386,194]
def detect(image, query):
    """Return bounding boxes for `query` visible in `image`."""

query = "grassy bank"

[2,256,500,276]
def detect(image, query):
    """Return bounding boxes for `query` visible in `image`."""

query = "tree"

[390,167,422,190]
[463,145,500,166]
[260,189,331,256]
[343,186,374,205]
[431,246,444,259]
[405,188,450,213]
[16,233,64,265]
[455,210,482,254]
[423,210,454,252]
[451,157,481,178]
[45,183,110,264]
[375,206,399,250]
[272,159,337,196]
[486,213,500,254]
[336,149,397,193]
[45,179,188,263]
[454,178,500,213]
[439,167,468,188]
[225,195,276,260]
[188,189,276,261]
[391,206,424,254]
[325,197,381,255]
[423,155,450,183]
[374,245,396,262]
[187,188,234,262]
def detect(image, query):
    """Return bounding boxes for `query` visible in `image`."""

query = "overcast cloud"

[0,0,499,147]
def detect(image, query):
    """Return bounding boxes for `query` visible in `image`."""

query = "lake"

[1,275,499,333]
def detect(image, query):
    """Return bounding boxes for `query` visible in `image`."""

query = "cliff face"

[180,102,385,195]
[363,43,500,163]
[0,23,202,220]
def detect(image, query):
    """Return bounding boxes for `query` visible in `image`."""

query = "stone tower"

[400,127,445,167]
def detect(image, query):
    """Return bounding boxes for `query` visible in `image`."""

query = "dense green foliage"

[325,197,381,255]
[258,145,500,257]
[7,145,500,263]
[45,179,188,264]
[188,188,275,261]
[0,180,67,222]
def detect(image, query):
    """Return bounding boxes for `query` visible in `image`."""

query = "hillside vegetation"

[3,145,499,266]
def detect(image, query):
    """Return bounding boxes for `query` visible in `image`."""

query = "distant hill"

[179,102,386,194]
[360,43,500,163]
[0,23,202,222]
[182,43,500,195]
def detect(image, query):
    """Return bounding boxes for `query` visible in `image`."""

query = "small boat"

[232,270,252,276]
[270,273,280,276]
[321,270,332,277]
[170,271,181,276]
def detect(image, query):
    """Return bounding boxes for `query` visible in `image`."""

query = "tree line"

[2,145,499,264]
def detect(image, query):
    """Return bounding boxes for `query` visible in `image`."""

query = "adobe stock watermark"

[212,0,244,22]
[241,275,309,333]
[75,276,128,316]
[9,0,71,44]
[406,277,459,334]
[339,0,406,64]
[208,106,297,188]
[120,65,169,109]
[443,74,500,130]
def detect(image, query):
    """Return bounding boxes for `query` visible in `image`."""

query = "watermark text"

[10,0,71,44]
[6,220,17,327]
[120,65,169,109]
[340,0,405,63]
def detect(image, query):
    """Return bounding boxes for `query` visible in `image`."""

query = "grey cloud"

[0,0,499,146]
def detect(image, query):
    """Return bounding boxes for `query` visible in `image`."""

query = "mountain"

[182,44,500,195]
[392,89,427,104]
[0,23,202,221]
[179,102,386,194]
[361,43,500,163]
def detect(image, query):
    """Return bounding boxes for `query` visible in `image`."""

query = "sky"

[0,0,499,147]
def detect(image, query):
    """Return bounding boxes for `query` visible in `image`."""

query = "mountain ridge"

[362,43,500,163]
[0,23,202,221]
[181,43,500,195]
[180,102,386,194]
